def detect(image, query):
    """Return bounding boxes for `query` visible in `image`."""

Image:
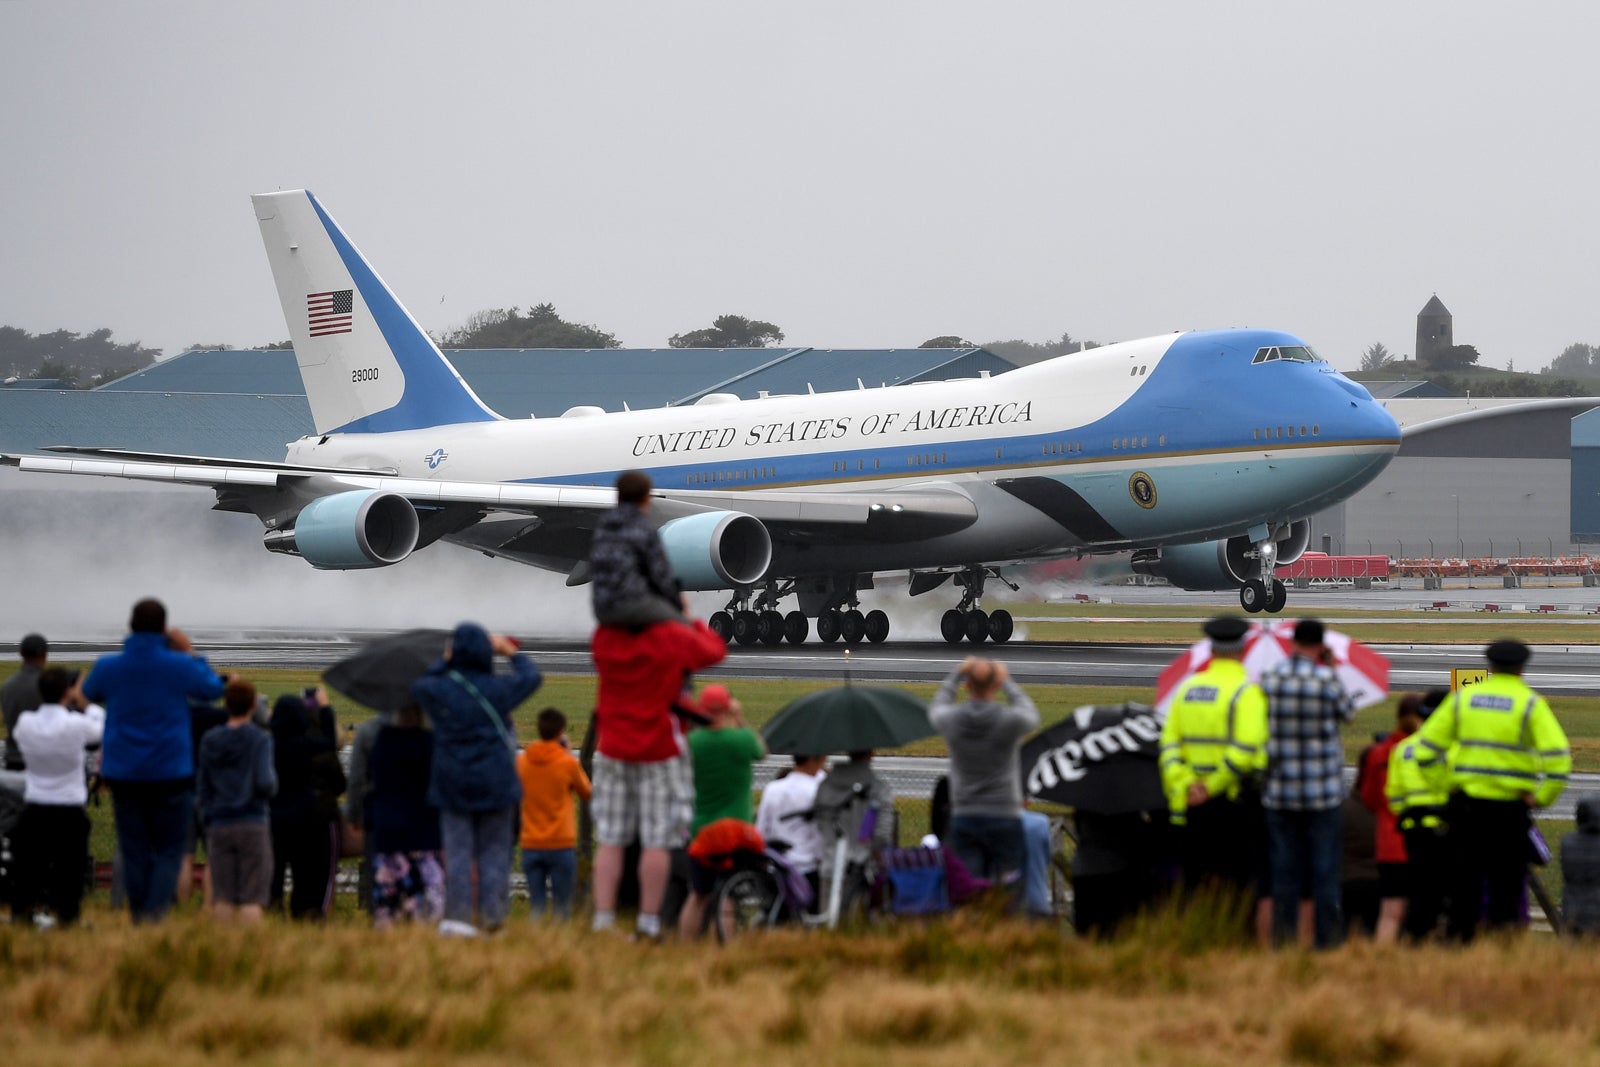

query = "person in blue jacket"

[82,598,226,922]
[411,622,542,935]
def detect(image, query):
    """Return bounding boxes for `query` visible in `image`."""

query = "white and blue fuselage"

[289,328,1398,574]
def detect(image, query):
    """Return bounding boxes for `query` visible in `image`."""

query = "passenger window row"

[1252,425,1319,440]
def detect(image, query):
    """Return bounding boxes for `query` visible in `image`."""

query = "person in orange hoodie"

[517,708,592,919]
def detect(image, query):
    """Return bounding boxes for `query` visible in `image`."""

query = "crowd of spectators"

[0,479,1590,943]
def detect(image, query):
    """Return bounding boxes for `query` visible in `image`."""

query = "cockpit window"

[1251,345,1325,364]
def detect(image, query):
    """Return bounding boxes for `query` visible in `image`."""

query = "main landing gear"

[938,566,1015,645]
[1238,533,1287,614]
[707,577,892,646]
[708,582,810,647]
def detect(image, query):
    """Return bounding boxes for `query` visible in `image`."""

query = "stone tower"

[1416,294,1452,366]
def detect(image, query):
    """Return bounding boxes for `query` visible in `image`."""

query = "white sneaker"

[437,919,480,938]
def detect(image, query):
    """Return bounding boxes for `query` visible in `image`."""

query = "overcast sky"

[3,2,1597,372]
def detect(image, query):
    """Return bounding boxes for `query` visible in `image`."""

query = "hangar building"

[1307,396,1600,560]
[0,345,1012,461]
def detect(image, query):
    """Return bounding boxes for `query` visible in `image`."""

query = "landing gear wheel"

[988,609,1014,643]
[864,609,890,644]
[816,610,842,644]
[733,610,761,645]
[709,611,734,642]
[758,610,785,646]
[1265,579,1287,614]
[965,608,990,644]
[841,609,866,645]
[783,610,809,644]
[940,609,966,645]
[1239,579,1266,614]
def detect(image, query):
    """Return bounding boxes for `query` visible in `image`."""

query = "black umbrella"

[1020,703,1166,814]
[322,629,452,713]
[762,684,935,756]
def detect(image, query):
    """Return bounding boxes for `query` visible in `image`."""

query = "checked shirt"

[1259,654,1356,811]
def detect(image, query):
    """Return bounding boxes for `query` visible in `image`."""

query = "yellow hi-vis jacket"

[1386,735,1450,831]
[1159,657,1268,824]
[1413,672,1571,808]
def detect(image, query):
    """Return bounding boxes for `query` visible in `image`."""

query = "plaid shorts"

[592,752,693,850]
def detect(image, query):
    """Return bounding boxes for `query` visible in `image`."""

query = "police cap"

[1485,639,1531,669]
[1203,616,1250,652]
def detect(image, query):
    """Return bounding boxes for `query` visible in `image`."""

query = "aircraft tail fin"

[251,190,499,435]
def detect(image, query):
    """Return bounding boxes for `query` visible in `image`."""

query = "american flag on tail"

[307,289,354,336]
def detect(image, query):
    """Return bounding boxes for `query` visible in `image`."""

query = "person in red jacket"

[1358,692,1433,944]
[589,616,727,940]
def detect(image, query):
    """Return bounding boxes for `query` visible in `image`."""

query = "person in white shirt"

[13,667,105,926]
[755,755,827,906]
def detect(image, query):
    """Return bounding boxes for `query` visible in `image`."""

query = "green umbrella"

[761,684,936,756]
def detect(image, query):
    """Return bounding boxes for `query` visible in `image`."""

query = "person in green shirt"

[678,684,765,939]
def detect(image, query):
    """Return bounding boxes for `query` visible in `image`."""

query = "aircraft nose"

[1365,398,1402,447]
[1329,376,1401,447]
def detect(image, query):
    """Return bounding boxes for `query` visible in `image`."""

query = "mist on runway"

[0,475,1040,643]
[0,478,588,639]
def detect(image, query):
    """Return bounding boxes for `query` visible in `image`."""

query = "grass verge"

[4,913,1600,1065]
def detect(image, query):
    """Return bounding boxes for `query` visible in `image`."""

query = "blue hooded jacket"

[83,631,226,783]
[410,623,542,812]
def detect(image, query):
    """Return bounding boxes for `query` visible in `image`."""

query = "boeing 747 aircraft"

[3,190,1402,645]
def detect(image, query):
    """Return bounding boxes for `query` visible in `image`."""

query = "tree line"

[1361,339,1600,385]
[0,327,160,389]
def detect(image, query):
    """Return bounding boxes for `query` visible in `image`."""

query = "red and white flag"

[1154,619,1390,716]
[307,289,354,337]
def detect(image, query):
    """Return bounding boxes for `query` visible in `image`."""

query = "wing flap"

[10,454,283,488]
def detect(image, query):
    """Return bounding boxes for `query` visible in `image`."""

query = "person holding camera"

[929,655,1040,889]
[12,667,104,927]
[83,598,227,923]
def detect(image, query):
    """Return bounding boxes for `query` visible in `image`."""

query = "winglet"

[251,190,499,435]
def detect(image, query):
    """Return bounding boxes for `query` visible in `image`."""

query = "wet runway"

[34,623,1599,823]
[37,630,1600,696]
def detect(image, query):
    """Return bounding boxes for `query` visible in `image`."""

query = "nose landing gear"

[1238,533,1288,614]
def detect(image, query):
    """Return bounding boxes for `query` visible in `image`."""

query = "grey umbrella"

[761,684,935,755]
[322,629,451,713]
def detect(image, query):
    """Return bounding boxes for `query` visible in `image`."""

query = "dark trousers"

[1266,806,1344,949]
[1180,797,1264,900]
[1447,795,1530,941]
[12,803,89,925]
[1401,824,1450,941]
[949,813,1026,886]
[271,815,337,920]
[111,783,193,922]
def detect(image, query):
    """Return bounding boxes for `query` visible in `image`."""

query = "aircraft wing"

[1,447,977,545]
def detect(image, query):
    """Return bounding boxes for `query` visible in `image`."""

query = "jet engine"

[658,511,772,590]
[1130,519,1311,591]
[263,490,420,569]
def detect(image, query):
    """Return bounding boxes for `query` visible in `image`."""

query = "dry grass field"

[5,909,1600,1066]
[7,629,1596,1065]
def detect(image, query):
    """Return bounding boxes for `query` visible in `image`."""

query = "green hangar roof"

[2,346,1015,460]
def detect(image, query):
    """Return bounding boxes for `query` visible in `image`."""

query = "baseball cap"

[697,684,733,714]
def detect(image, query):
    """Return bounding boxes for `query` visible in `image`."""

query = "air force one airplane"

[3,190,1401,645]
